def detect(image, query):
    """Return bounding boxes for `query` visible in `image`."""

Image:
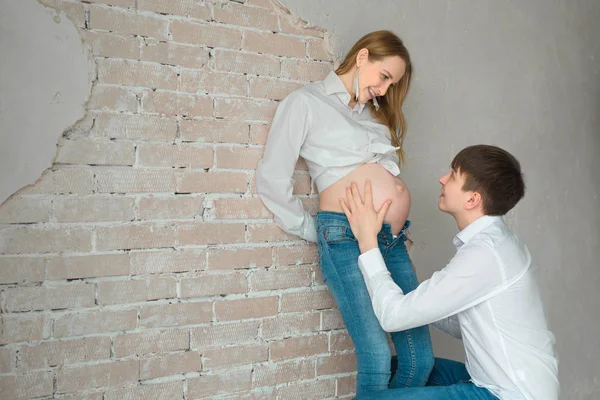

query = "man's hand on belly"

[339,180,391,254]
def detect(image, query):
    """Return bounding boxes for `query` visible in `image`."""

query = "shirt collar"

[323,71,366,113]
[453,215,504,249]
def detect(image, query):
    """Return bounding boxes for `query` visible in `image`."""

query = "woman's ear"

[356,48,369,67]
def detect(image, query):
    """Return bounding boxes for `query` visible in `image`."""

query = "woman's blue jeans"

[356,358,499,400]
[317,211,434,396]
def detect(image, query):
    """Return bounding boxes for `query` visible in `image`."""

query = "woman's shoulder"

[286,79,327,102]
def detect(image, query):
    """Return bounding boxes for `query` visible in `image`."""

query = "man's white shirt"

[358,215,559,400]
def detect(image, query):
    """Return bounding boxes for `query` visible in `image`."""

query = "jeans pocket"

[323,225,356,244]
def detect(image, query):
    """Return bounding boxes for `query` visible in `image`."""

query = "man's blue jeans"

[356,358,499,399]
[317,211,434,396]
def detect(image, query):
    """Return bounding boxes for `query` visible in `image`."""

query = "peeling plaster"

[0,0,93,204]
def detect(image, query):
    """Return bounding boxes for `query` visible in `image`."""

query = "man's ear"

[465,191,483,211]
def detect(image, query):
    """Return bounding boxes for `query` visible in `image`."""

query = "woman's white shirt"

[256,71,400,242]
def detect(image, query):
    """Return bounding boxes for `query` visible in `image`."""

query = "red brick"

[188,367,252,399]
[214,49,280,77]
[88,85,138,113]
[247,223,295,243]
[83,30,139,59]
[53,309,137,337]
[98,59,178,90]
[98,276,176,305]
[261,312,320,340]
[281,290,335,313]
[85,0,135,7]
[178,171,248,194]
[307,38,332,61]
[278,379,336,400]
[249,77,303,100]
[56,359,139,393]
[215,98,276,122]
[274,244,318,265]
[93,113,177,141]
[0,314,47,344]
[0,347,13,373]
[141,39,209,69]
[216,146,264,169]
[337,375,357,397]
[331,331,354,352]
[53,196,135,222]
[0,226,92,254]
[0,371,53,400]
[3,284,95,312]
[181,272,248,298]
[0,196,50,224]
[96,168,178,193]
[89,5,168,40]
[191,321,260,349]
[180,70,248,96]
[180,119,249,143]
[18,337,111,370]
[105,381,184,400]
[143,91,213,117]
[130,248,206,275]
[322,309,345,331]
[317,353,357,375]
[95,222,175,251]
[203,344,268,369]
[243,30,306,58]
[281,59,331,82]
[253,359,315,387]
[213,2,277,30]
[215,296,278,321]
[270,334,328,361]
[47,253,129,280]
[250,266,312,291]
[177,222,246,245]
[213,197,272,219]
[207,247,272,270]
[114,328,189,357]
[52,167,95,195]
[137,195,204,220]
[142,351,201,380]
[138,143,213,168]
[0,257,45,284]
[140,301,212,328]
[139,0,210,19]
[170,20,241,49]
[250,124,269,145]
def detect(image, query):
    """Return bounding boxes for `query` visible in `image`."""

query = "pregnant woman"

[255,30,434,395]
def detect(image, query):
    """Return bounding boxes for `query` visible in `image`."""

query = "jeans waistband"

[316,211,411,242]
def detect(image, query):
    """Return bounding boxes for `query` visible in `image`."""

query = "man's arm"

[358,242,503,332]
[340,180,504,333]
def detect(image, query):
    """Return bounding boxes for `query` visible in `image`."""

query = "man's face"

[438,168,472,216]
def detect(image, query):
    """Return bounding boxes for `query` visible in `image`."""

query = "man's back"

[457,218,559,400]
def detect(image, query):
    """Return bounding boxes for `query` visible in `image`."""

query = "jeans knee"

[355,346,393,372]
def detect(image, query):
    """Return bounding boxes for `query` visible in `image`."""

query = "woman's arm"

[255,92,317,242]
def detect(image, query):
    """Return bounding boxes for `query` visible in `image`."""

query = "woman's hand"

[339,180,392,253]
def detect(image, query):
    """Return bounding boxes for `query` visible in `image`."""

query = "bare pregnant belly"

[319,163,411,236]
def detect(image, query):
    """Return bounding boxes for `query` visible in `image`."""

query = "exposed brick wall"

[0,0,359,398]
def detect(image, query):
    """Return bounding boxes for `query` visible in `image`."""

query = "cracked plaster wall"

[0,0,93,204]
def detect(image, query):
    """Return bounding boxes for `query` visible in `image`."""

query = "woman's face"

[356,52,406,104]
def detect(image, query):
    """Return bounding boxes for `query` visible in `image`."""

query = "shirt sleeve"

[432,315,462,340]
[357,244,505,332]
[255,91,317,242]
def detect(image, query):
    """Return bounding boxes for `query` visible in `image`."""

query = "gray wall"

[0,0,91,204]
[280,0,600,398]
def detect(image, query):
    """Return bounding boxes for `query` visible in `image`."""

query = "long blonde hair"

[335,30,412,164]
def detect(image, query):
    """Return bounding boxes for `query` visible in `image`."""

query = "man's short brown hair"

[451,145,525,216]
